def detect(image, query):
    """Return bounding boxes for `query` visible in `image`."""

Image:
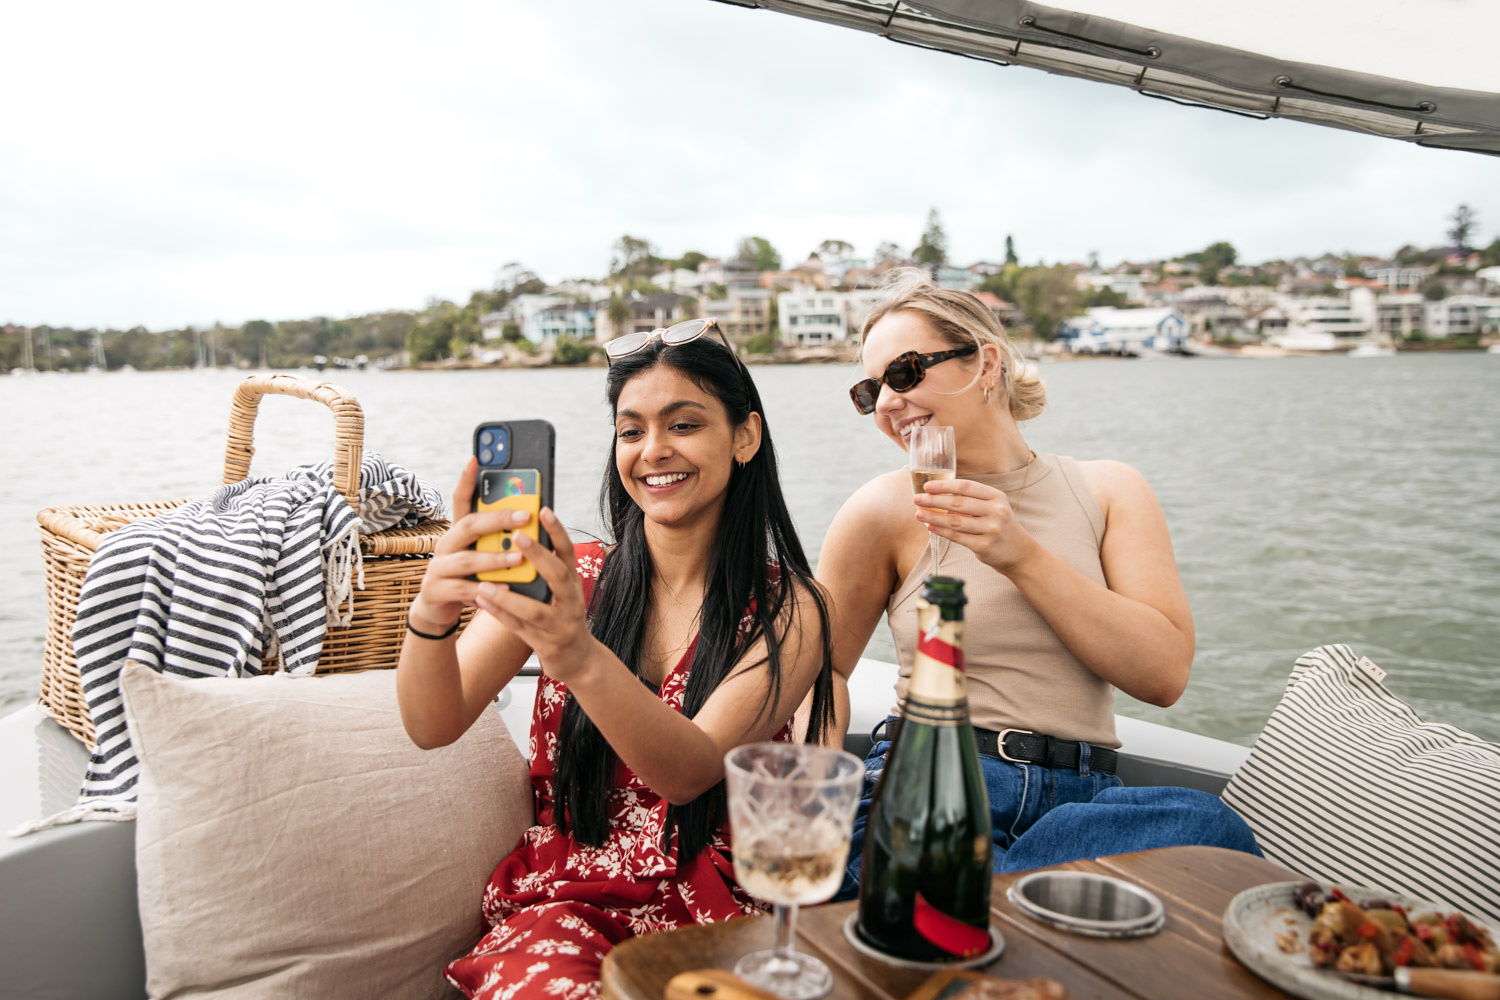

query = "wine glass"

[724,743,864,1000]
[908,424,956,577]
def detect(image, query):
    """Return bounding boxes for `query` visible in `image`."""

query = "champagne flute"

[724,743,863,1000]
[908,424,956,577]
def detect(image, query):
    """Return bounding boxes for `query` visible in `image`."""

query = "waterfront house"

[1424,295,1500,338]
[1082,271,1149,303]
[723,260,761,289]
[481,293,566,345]
[696,258,761,290]
[932,265,982,292]
[697,259,727,288]
[533,301,597,343]
[1175,293,1249,340]
[822,257,867,285]
[1054,307,1188,354]
[1373,293,1424,340]
[777,288,847,346]
[1247,305,1288,341]
[1363,262,1434,290]
[1216,285,1280,311]
[1271,295,1372,350]
[775,287,888,346]
[760,265,830,291]
[1141,279,1187,306]
[649,268,707,293]
[698,287,775,341]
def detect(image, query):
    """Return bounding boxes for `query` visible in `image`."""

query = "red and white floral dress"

[446,541,791,1000]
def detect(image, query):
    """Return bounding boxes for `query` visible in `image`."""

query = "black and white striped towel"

[19,454,444,831]
[1222,643,1500,923]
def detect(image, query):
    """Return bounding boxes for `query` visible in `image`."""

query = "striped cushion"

[1222,644,1500,922]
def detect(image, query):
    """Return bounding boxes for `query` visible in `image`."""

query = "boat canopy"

[710,0,1500,156]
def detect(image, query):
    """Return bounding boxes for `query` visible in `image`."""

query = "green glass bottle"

[855,576,993,962]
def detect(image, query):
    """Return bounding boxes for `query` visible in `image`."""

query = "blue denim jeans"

[834,720,1263,901]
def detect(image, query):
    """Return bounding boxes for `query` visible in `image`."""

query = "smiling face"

[860,309,986,450]
[613,363,759,531]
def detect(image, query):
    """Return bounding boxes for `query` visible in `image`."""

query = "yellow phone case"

[474,493,542,583]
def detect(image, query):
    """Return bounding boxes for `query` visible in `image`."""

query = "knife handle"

[1404,967,1500,1000]
[665,970,782,1000]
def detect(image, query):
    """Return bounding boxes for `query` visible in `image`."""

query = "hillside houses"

[466,239,1499,363]
[1056,252,1500,351]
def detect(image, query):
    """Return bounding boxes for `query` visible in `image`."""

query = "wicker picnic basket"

[36,373,458,747]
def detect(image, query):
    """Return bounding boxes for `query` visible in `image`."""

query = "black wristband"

[405,611,461,641]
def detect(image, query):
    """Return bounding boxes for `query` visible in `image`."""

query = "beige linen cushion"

[120,662,533,1000]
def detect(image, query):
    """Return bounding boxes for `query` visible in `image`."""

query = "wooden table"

[602,846,1299,1000]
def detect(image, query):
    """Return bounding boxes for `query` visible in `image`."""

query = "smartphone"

[471,420,556,602]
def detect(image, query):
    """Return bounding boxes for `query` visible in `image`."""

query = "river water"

[3,355,1497,745]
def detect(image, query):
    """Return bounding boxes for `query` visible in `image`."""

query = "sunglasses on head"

[603,318,736,363]
[849,344,978,414]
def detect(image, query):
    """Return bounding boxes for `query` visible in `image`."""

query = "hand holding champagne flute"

[908,425,956,577]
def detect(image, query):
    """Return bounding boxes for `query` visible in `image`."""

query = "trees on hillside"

[611,235,660,279]
[1178,241,1237,285]
[874,240,907,270]
[814,238,854,262]
[1014,265,1085,339]
[912,209,948,267]
[735,236,782,271]
[1448,204,1477,253]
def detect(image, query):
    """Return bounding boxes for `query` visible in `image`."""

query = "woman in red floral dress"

[396,322,837,1000]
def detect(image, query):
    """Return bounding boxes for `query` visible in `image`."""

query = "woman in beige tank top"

[818,269,1260,897]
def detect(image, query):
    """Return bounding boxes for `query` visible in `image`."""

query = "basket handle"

[222,374,365,509]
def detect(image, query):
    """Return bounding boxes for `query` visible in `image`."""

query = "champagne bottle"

[856,576,993,962]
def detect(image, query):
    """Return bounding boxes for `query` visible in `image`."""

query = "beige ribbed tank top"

[886,452,1119,748]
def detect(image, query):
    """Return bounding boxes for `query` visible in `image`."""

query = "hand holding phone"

[471,420,556,602]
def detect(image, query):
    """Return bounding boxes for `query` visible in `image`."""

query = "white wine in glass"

[908,424,956,576]
[724,744,863,1000]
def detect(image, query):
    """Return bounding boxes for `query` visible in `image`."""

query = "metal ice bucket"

[1006,871,1165,938]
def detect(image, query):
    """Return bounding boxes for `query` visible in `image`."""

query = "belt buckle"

[996,728,1034,763]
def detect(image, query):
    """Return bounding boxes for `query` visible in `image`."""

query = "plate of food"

[1222,881,1499,999]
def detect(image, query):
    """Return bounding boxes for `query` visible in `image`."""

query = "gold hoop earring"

[982,384,993,404]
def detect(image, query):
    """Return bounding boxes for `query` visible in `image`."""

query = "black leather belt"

[876,717,1118,775]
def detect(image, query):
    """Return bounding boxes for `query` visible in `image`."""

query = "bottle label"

[905,602,967,726]
[914,891,991,958]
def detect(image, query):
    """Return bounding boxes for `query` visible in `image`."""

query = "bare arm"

[481,514,831,805]
[396,459,537,748]
[916,461,1193,706]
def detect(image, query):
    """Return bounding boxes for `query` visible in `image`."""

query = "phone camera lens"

[480,431,493,446]
[480,449,493,464]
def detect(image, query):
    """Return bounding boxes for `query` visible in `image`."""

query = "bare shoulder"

[833,468,913,531]
[819,468,911,581]
[1075,459,1158,519]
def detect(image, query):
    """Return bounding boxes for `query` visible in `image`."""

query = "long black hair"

[551,337,836,862]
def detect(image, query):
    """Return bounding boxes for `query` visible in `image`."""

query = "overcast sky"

[3,0,1497,331]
